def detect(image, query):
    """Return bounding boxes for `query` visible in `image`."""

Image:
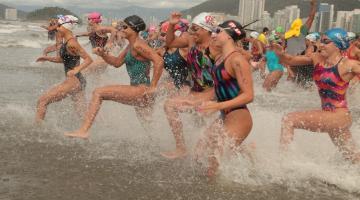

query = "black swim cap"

[124,15,146,33]
[218,20,246,41]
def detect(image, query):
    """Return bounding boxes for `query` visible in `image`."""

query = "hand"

[197,101,221,115]
[36,56,48,62]
[169,12,182,25]
[104,42,113,51]
[67,69,78,77]
[93,47,106,57]
[144,86,157,96]
[310,0,317,6]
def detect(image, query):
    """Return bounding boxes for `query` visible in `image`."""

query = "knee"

[164,99,176,114]
[282,114,295,128]
[92,88,104,100]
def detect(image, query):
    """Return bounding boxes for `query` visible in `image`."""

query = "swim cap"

[124,15,146,33]
[275,26,284,34]
[192,12,217,32]
[161,19,189,33]
[285,18,303,39]
[324,28,350,50]
[347,32,356,41]
[250,31,259,39]
[148,25,157,33]
[268,33,281,44]
[58,15,79,31]
[218,20,246,41]
[88,12,102,23]
[305,32,320,42]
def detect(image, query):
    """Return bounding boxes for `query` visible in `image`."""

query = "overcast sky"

[1,0,208,9]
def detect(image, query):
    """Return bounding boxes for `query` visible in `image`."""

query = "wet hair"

[263,27,269,33]
[124,15,146,33]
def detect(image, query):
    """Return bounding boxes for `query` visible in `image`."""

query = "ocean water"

[1,20,360,200]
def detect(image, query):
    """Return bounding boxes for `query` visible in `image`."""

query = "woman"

[41,16,63,56]
[196,20,254,177]
[260,34,285,91]
[65,15,164,139]
[277,28,360,163]
[35,15,93,123]
[248,31,264,70]
[161,12,217,159]
[157,19,190,90]
[76,12,117,75]
[292,32,320,87]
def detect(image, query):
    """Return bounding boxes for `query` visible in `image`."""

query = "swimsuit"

[265,50,284,72]
[187,45,214,92]
[163,48,190,89]
[211,52,247,118]
[124,48,151,86]
[313,58,349,111]
[89,32,108,48]
[59,38,86,90]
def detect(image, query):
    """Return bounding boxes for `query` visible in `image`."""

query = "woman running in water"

[65,15,164,139]
[41,16,63,56]
[196,20,253,177]
[161,12,217,159]
[260,34,285,91]
[35,15,93,123]
[248,31,264,71]
[76,12,117,75]
[293,32,320,87]
[157,19,190,91]
[277,28,360,163]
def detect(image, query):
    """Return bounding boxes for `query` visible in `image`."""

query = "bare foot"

[64,130,89,139]
[160,148,187,159]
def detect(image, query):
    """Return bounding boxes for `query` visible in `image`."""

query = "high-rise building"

[238,0,265,29]
[349,9,360,33]
[5,9,17,21]
[316,3,334,32]
[272,5,300,30]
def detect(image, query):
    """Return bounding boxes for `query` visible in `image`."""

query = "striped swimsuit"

[211,52,247,117]
[313,58,349,111]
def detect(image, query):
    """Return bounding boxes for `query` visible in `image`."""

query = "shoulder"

[230,52,249,67]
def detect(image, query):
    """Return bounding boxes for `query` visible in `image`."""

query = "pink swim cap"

[88,12,102,23]
[149,25,157,33]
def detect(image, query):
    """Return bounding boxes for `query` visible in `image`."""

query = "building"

[238,0,265,29]
[5,9,17,21]
[316,3,334,32]
[272,5,300,30]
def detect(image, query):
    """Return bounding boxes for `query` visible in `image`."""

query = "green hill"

[26,7,82,23]
[183,0,360,18]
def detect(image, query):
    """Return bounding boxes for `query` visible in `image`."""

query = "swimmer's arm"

[75,32,90,37]
[68,42,93,74]
[350,60,360,78]
[101,26,117,46]
[305,0,317,30]
[38,55,63,63]
[219,56,254,110]
[277,50,313,66]
[98,46,128,68]
[134,43,164,88]
[166,24,190,48]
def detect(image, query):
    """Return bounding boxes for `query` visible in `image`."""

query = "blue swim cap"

[324,28,350,50]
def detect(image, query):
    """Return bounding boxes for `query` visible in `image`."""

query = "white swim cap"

[347,32,356,41]
[250,31,259,39]
[192,12,217,32]
[58,15,79,31]
[305,32,320,42]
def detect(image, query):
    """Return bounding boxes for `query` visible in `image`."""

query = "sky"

[1,0,208,9]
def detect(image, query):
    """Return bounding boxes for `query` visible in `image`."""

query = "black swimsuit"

[163,48,190,89]
[59,39,86,90]
[89,32,108,48]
